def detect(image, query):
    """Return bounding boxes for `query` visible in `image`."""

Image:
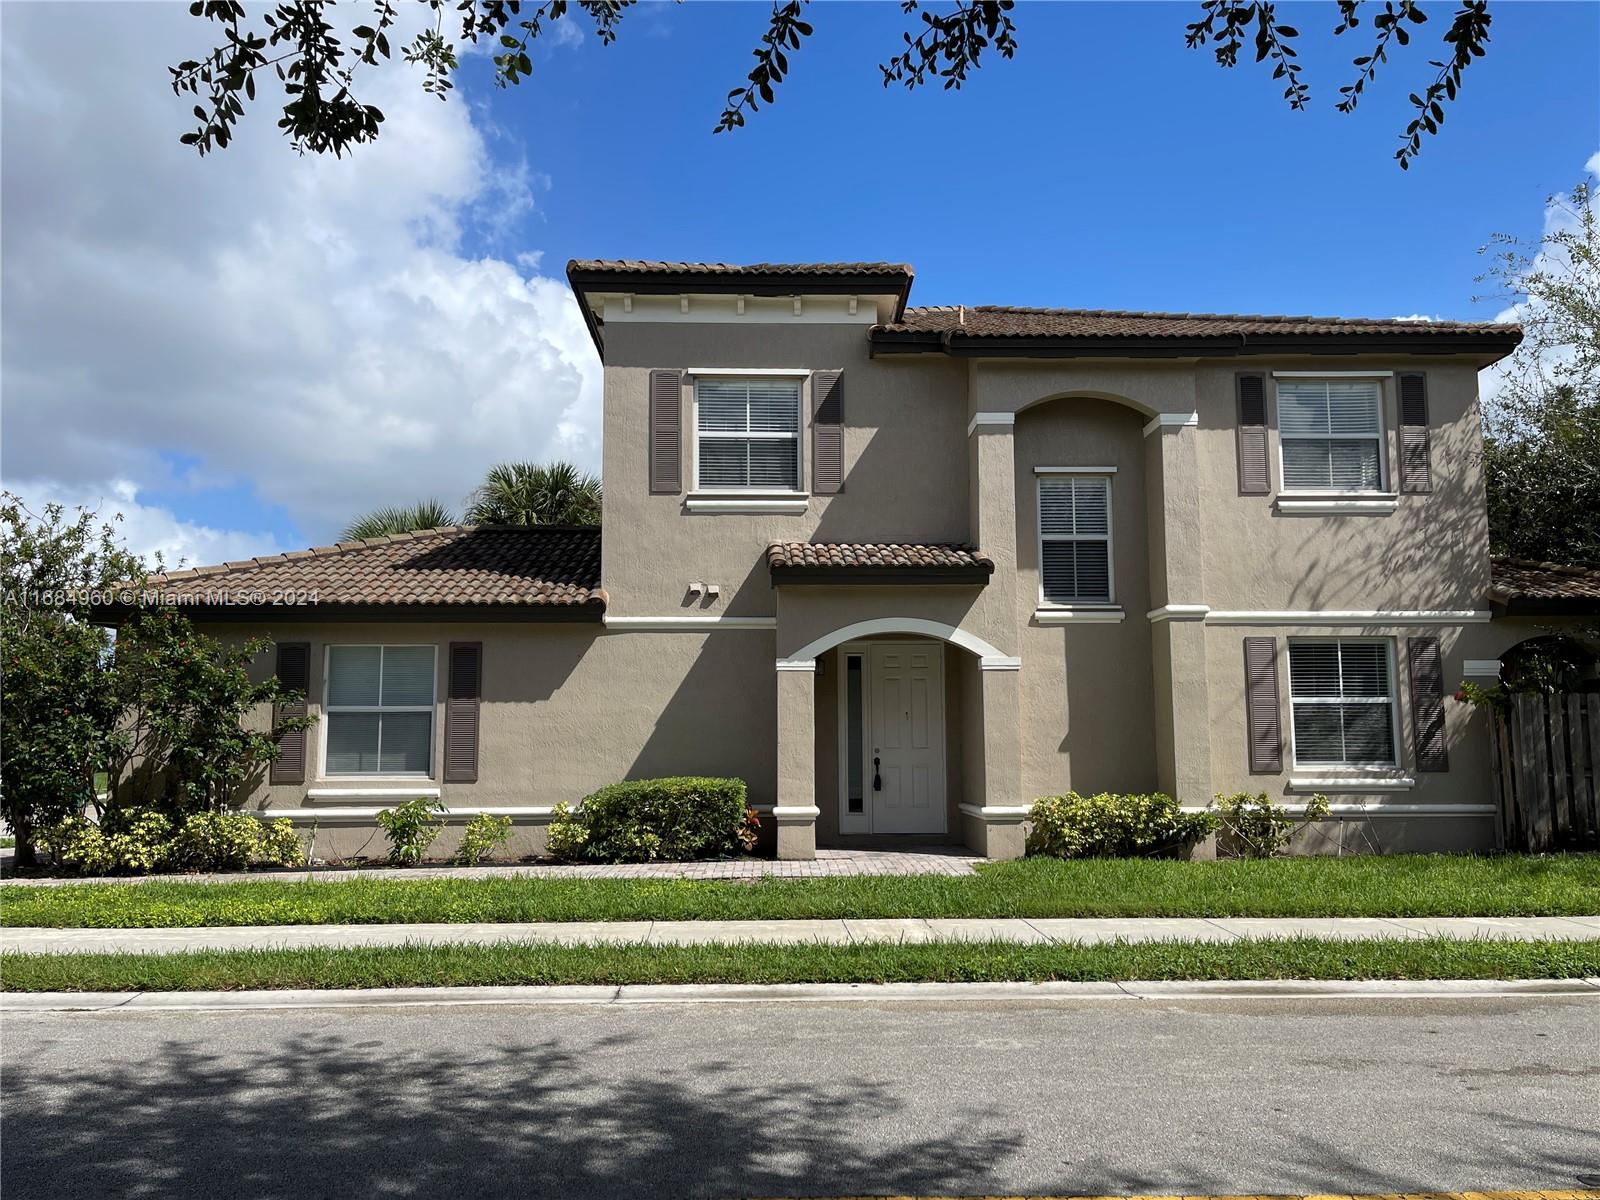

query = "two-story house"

[131,259,1599,861]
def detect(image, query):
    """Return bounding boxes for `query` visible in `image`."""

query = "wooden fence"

[1489,692,1600,851]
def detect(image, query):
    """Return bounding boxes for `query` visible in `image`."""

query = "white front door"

[866,642,946,834]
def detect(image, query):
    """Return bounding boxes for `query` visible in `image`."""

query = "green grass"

[0,837,13,849]
[3,853,1596,929]
[3,936,1594,992]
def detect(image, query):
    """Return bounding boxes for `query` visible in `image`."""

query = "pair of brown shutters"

[648,369,844,495]
[1235,372,1432,495]
[1242,636,1449,773]
[269,641,484,784]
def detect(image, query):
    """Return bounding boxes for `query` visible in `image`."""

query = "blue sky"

[2,1,1596,563]
[477,0,1599,316]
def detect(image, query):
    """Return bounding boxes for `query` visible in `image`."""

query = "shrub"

[38,809,174,875]
[256,818,305,867]
[170,811,268,871]
[455,812,513,865]
[375,797,445,866]
[1026,791,1218,859]
[547,777,753,863]
[1211,791,1331,859]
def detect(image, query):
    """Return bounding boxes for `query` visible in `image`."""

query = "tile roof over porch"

[767,542,994,585]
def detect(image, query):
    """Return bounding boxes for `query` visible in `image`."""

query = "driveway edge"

[5,976,1599,1013]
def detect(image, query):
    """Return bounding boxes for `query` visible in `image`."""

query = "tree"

[173,1,1492,169]
[465,461,602,527]
[0,495,144,867]
[1477,180,1599,565]
[105,609,315,818]
[341,498,456,541]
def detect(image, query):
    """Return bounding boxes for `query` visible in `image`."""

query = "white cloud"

[6,478,290,572]
[0,4,601,559]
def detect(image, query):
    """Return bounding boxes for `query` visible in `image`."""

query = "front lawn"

[3,936,1595,992]
[3,853,1596,928]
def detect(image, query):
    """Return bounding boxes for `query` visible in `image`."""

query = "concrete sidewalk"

[4,914,1596,955]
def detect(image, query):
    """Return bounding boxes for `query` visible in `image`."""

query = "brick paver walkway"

[0,847,982,888]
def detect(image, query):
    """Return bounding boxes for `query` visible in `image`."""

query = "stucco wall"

[1012,397,1158,799]
[600,321,969,619]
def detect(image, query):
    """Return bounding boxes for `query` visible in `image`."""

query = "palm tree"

[340,499,456,542]
[465,461,602,527]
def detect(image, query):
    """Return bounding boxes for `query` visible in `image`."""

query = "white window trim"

[1275,376,1390,496]
[320,643,438,780]
[692,373,805,494]
[1286,637,1402,771]
[1036,472,1115,607]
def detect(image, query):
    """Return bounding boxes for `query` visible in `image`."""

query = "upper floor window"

[695,376,801,490]
[1278,379,1385,492]
[1038,474,1113,604]
[1288,639,1397,767]
[325,645,435,776]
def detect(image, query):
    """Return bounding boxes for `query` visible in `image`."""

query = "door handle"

[873,756,881,792]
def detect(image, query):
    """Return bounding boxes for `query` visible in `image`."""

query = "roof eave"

[769,564,993,586]
[89,599,608,627]
[870,328,1523,363]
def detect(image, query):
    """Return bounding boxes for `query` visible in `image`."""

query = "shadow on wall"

[0,1029,1024,1200]
[627,632,777,803]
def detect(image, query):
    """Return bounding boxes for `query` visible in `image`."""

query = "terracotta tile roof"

[568,259,913,279]
[876,305,1523,341]
[1489,557,1600,615]
[133,526,604,613]
[768,542,993,583]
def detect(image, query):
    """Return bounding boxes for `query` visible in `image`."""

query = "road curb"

[4,976,1599,1013]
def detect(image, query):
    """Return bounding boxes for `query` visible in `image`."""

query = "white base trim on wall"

[958,803,1031,823]
[770,805,821,823]
[251,806,557,822]
[1180,802,1494,817]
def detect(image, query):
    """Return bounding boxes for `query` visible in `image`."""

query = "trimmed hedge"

[547,777,755,863]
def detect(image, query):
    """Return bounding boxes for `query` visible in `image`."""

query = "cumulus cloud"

[7,478,290,571]
[0,4,600,559]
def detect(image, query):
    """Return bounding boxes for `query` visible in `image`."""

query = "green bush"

[375,797,445,866]
[1212,791,1331,859]
[1026,791,1218,859]
[255,818,305,867]
[38,810,175,875]
[547,777,754,863]
[170,811,269,871]
[455,812,513,865]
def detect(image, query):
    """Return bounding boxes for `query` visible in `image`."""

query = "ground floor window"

[324,645,436,775]
[1287,639,1397,766]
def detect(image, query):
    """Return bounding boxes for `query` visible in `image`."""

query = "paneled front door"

[865,642,947,834]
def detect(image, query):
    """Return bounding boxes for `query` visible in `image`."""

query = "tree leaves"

[715,0,815,133]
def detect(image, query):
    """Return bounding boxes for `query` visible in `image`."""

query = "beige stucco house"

[125,260,1600,861]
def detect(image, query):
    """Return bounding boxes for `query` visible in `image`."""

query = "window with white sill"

[1038,475,1113,604]
[694,376,801,491]
[324,645,435,776]
[1277,379,1386,492]
[1288,639,1398,767]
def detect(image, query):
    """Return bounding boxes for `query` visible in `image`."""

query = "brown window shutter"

[1398,372,1432,493]
[269,642,311,785]
[1243,636,1282,773]
[444,642,482,784]
[812,369,844,495]
[648,369,683,494]
[1407,636,1449,772]
[1236,373,1270,495]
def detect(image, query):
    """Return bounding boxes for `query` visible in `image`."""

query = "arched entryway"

[774,617,1024,861]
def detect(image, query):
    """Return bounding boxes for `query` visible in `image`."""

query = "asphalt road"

[3,993,1598,1198]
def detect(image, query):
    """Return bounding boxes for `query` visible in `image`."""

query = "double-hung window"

[1278,379,1385,492]
[1288,639,1398,766]
[324,645,436,776]
[1038,475,1113,604]
[695,376,801,490]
